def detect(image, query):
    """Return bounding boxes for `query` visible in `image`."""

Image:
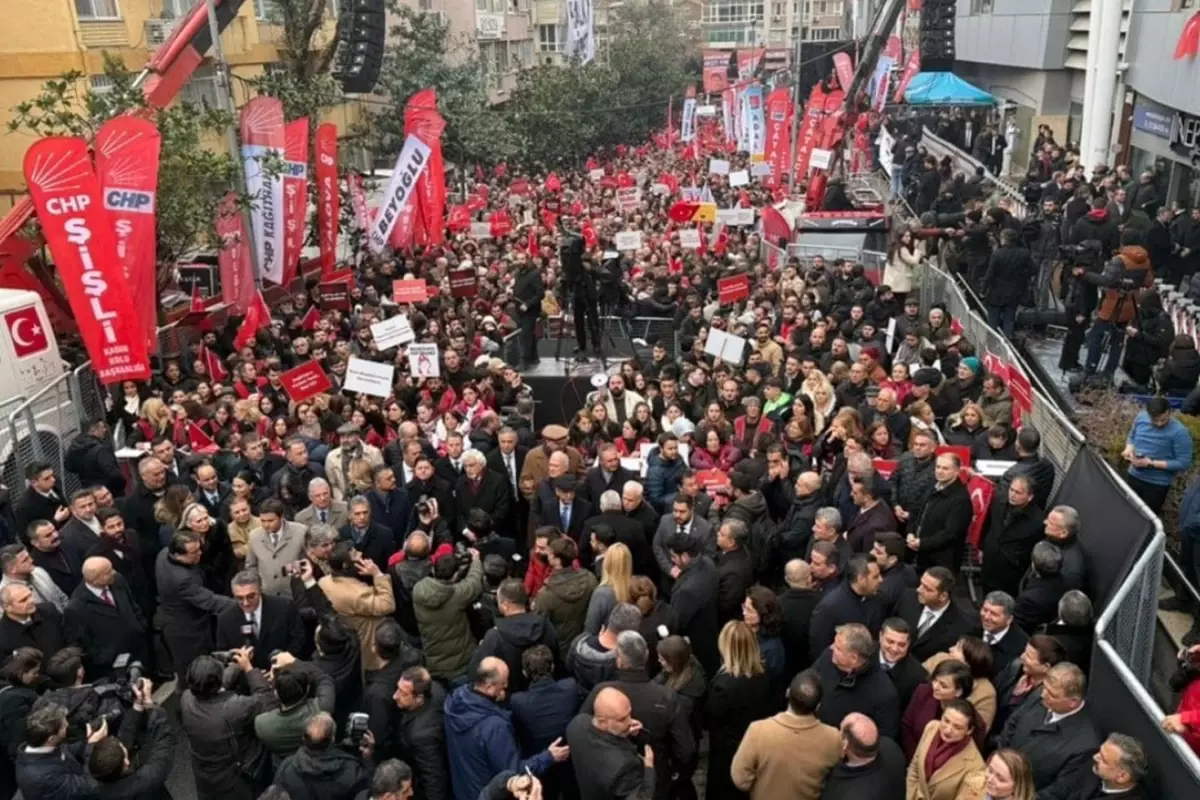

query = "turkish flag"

[447,205,471,232]
[234,292,270,351]
[300,305,321,331]
[1176,12,1200,60]
[668,202,701,223]
[188,422,218,454]
[4,306,49,358]
[190,283,205,313]
[581,220,598,249]
[545,173,562,193]
[966,474,995,550]
[616,172,634,188]
[200,344,229,381]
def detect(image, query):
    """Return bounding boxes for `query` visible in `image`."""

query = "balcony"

[79,20,130,49]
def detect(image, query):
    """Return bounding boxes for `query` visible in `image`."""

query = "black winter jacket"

[274,745,371,800]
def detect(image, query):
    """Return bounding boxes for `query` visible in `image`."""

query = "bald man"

[819,713,906,800]
[782,472,824,563]
[64,556,146,679]
[275,712,373,799]
[567,687,655,800]
[780,559,820,676]
[444,656,569,800]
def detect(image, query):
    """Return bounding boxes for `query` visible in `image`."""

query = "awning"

[904,72,996,106]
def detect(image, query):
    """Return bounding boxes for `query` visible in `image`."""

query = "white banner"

[736,89,750,153]
[722,93,734,143]
[614,231,643,251]
[409,343,441,378]
[810,148,833,170]
[681,97,697,143]
[566,0,595,64]
[368,134,433,253]
[370,314,415,351]
[877,126,895,178]
[344,357,395,398]
[709,159,730,175]
[678,229,701,249]
[241,143,285,283]
[729,170,749,187]
[745,85,766,160]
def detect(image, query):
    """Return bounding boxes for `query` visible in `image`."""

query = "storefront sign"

[1133,99,1173,140]
[1171,110,1200,164]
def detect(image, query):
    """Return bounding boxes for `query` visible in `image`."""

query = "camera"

[415,496,433,518]
[453,541,473,570]
[281,559,309,578]
[345,712,370,746]
[211,650,240,665]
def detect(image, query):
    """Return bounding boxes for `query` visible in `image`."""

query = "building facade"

[0,0,359,202]
[698,0,846,49]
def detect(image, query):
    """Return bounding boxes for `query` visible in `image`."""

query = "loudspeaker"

[919,0,956,72]
[333,0,386,94]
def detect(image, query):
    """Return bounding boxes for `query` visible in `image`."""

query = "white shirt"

[503,452,518,489]
[983,626,1010,646]
[1046,702,1085,726]
[918,601,950,633]
[81,516,102,534]
[403,464,415,484]
[245,603,263,635]
[85,583,113,604]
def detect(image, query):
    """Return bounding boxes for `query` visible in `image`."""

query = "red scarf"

[924,733,969,779]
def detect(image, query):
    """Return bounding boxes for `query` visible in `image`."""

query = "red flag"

[282,118,309,285]
[300,305,320,331]
[697,225,708,256]
[616,172,634,188]
[95,116,160,355]
[713,228,729,255]
[24,137,151,384]
[234,292,270,351]
[738,190,751,207]
[966,474,995,549]
[404,89,446,248]
[447,205,471,232]
[763,88,793,189]
[668,201,700,223]
[659,173,679,195]
[545,173,562,193]
[761,205,792,245]
[541,209,558,231]
[201,344,229,381]
[832,52,855,94]
[475,163,485,182]
[489,209,513,238]
[893,50,921,103]
[509,179,531,196]
[464,194,486,214]
[315,123,339,277]
[215,193,256,314]
[586,157,599,171]
[494,162,507,178]
[190,282,204,313]
[348,171,370,230]
[616,145,628,157]
[1176,11,1200,60]
[188,422,219,454]
[527,227,538,253]
[581,220,598,249]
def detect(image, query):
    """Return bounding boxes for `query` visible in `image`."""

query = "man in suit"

[13,461,70,535]
[339,496,396,573]
[456,450,511,537]
[245,498,307,597]
[566,688,655,800]
[715,520,756,624]
[1015,541,1070,633]
[1081,733,1151,800]
[392,666,450,799]
[193,462,231,521]
[894,567,973,662]
[537,476,592,548]
[584,490,654,575]
[295,477,350,530]
[529,450,572,545]
[878,617,928,710]
[779,559,820,677]
[651,494,714,585]
[365,465,413,540]
[582,446,637,506]
[26,520,81,599]
[0,583,67,656]
[151,437,186,486]
[58,489,104,569]
[486,426,527,518]
[622,482,659,550]
[215,569,305,670]
[434,431,467,486]
[871,532,917,617]
[976,590,1029,678]
[89,507,152,620]
[120,456,170,577]
[981,475,1046,598]
[63,556,146,679]
[995,662,1100,800]
[809,555,885,661]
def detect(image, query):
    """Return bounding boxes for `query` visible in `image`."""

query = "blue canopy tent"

[903,72,995,106]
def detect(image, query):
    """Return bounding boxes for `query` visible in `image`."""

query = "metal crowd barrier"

[917,126,1032,220]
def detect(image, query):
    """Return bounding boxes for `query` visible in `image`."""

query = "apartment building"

[0,1,359,199]
[699,0,846,50]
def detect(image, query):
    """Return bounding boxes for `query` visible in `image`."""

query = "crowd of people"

[0,133,1173,800]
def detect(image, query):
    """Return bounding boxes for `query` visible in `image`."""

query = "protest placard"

[449,268,478,298]
[408,343,440,378]
[614,231,643,251]
[709,159,730,175]
[343,358,395,398]
[370,314,415,351]
[678,229,701,249]
[728,170,750,187]
[392,279,428,305]
[279,361,332,403]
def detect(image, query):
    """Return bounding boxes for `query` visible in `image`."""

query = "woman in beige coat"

[907,700,987,800]
[923,635,998,733]
[317,541,395,671]
[883,229,924,301]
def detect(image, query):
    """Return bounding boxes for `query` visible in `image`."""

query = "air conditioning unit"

[432,10,450,26]
[145,19,174,47]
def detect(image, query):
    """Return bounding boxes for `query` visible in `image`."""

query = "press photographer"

[254,650,337,761]
[1057,239,1104,371]
[558,221,602,357]
[88,677,177,800]
[273,711,375,800]
[1082,229,1154,382]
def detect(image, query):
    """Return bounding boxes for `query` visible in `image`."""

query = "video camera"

[89,657,146,727]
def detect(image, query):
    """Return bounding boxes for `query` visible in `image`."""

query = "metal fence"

[917,126,1032,220]
[3,369,90,511]
[760,240,888,286]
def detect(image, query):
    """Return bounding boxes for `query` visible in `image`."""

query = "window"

[179,66,221,111]
[969,0,994,12]
[90,75,116,97]
[254,0,282,20]
[161,0,190,17]
[74,0,120,19]
[538,24,561,52]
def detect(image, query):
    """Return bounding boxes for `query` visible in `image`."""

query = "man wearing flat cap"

[519,424,586,504]
[325,422,384,500]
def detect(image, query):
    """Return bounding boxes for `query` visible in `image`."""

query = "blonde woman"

[225,496,259,567]
[811,383,837,433]
[977,749,1036,800]
[705,621,773,800]
[584,542,632,635]
[345,457,375,499]
[233,398,263,429]
[908,400,946,446]
[945,402,992,449]
[131,397,173,445]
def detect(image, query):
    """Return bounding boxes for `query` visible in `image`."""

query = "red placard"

[935,445,973,469]
[1008,365,1034,428]
[279,360,333,403]
[982,350,1007,380]
[966,473,996,550]
[319,280,351,310]
[509,179,531,196]
[449,268,478,298]
[718,274,751,305]
[393,279,428,305]
[872,458,899,480]
[695,469,730,497]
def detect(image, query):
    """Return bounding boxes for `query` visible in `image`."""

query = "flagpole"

[787,26,803,194]
[204,0,263,293]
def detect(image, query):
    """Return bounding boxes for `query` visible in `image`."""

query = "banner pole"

[204,0,263,291]
[787,27,803,194]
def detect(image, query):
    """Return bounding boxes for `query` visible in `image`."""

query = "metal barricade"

[501,330,521,367]
[600,316,676,362]
[4,370,87,507]
[917,126,1032,220]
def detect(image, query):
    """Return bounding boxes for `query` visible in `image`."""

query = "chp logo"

[4,307,49,358]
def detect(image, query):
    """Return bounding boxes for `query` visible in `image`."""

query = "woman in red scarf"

[906,699,986,800]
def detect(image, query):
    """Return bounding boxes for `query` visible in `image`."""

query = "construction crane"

[803,0,908,212]
[0,0,248,333]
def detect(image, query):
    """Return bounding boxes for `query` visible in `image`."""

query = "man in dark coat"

[362,622,425,763]
[156,532,238,680]
[878,618,927,710]
[819,712,907,800]
[510,645,580,800]
[536,476,593,550]
[995,662,1101,800]
[13,462,69,537]
[715,520,755,624]
[983,228,1036,337]
[981,475,1046,598]
[666,535,721,675]
[274,712,373,800]
[486,428,527,535]
[780,472,823,564]
[394,666,450,800]
[0,584,66,660]
[338,497,397,574]
[14,704,94,800]
[780,559,821,678]
[581,446,637,506]
[214,573,306,671]
[890,432,938,533]
[121,456,170,580]
[366,465,414,541]
[581,632,695,800]
[894,567,973,662]
[455,452,511,540]
[63,557,146,680]
[91,701,178,800]
[64,418,127,497]
[469,579,560,694]
[813,623,901,739]
[565,689,656,800]
[88,508,153,621]
[809,555,884,661]
[998,427,1056,511]
[909,452,974,571]
[871,533,917,617]
[1014,542,1070,633]
[844,481,897,554]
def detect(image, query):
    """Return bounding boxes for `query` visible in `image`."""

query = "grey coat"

[180,670,278,799]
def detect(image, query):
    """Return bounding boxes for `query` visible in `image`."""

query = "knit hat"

[913,368,943,388]
[961,356,982,375]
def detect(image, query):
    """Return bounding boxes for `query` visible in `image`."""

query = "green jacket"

[255,698,322,762]
[413,559,484,680]
[533,567,598,646]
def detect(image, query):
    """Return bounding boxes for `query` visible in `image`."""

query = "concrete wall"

[1124,0,1200,117]
[955,0,1072,71]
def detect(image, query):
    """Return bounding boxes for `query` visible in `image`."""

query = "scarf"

[924,732,969,779]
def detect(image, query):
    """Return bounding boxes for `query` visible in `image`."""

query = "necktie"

[100,588,114,607]
[247,616,258,638]
[507,455,517,493]
[881,660,893,672]
[678,525,686,538]
[208,492,218,505]
[986,632,997,645]
[561,504,571,530]
[917,608,935,637]
[319,509,328,524]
